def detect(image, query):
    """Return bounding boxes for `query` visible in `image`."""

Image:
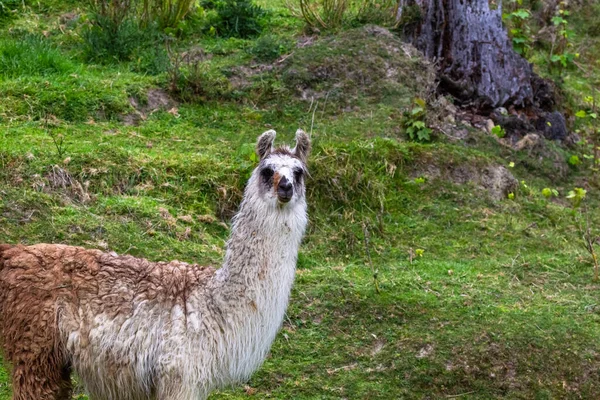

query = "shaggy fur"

[0,129,311,400]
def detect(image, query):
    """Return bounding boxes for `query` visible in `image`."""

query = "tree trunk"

[398,0,550,111]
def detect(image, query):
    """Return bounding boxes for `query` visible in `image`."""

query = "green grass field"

[1,1,600,398]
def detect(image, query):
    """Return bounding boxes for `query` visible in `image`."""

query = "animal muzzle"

[277,176,293,203]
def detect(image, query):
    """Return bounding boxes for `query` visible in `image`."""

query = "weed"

[503,4,532,56]
[491,125,506,138]
[83,15,152,62]
[403,98,432,142]
[541,187,558,198]
[354,0,397,26]
[549,5,577,72]
[248,34,291,62]
[202,0,266,38]
[140,0,197,30]
[287,0,349,31]
[566,188,599,280]
[166,43,231,102]
[395,4,422,32]
[568,154,581,166]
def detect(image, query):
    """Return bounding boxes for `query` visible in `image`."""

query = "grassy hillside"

[1,1,600,398]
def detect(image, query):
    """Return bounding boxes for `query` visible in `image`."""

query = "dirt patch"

[226,64,275,91]
[415,164,518,201]
[124,89,177,126]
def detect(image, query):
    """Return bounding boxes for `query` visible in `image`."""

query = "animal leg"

[11,354,72,400]
[13,363,73,400]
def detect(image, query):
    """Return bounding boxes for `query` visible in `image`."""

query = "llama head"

[253,129,311,207]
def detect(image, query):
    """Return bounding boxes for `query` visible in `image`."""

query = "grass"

[1,1,600,399]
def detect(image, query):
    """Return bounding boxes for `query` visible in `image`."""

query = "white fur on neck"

[210,178,308,386]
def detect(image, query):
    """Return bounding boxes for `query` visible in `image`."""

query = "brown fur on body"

[0,243,215,400]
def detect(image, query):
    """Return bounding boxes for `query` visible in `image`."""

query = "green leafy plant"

[249,34,292,62]
[491,125,506,138]
[403,98,432,142]
[202,0,266,38]
[567,187,586,208]
[542,187,559,198]
[575,97,600,180]
[568,154,581,166]
[549,6,577,71]
[503,4,532,56]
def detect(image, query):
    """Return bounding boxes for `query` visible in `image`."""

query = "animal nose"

[277,176,293,202]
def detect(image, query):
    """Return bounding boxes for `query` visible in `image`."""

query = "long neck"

[217,189,307,289]
[205,186,307,383]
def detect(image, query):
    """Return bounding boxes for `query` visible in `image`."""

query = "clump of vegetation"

[289,0,349,31]
[354,0,397,26]
[248,34,292,62]
[140,0,197,30]
[503,5,532,56]
[549,5,577,72]
[0,34,75,78]
[402,98,432,142]
[89,0,198,29]
[83,0,200,64]
[201,0,267,38]
[82,15,158,62]
[287,0,397,31]
[166,46,231,102]
[491,125,506,138]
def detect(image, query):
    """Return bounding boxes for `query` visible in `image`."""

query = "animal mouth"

[277,194,292,203]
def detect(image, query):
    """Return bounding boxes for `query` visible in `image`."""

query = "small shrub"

[202,0,266,38]
[89,0,198,30]
[354,0,397,26]
[394,4,421,33]
[83,14,169,67]
[140,0,197,30]
[287,0,349,31]
[503,7,532,56]
[403,98,432,142]
[249,35,291,62]
[83,15,148,62]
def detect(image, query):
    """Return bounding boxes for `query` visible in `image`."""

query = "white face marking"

[255,152,307,207]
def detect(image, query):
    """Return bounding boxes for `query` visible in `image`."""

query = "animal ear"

[292,129,311,162]
[256,130,276,161]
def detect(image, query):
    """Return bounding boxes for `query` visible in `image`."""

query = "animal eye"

[293,169,303,182]
[260,167,274,184]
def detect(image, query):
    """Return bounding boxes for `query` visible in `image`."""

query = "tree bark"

[398,0,548,111]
